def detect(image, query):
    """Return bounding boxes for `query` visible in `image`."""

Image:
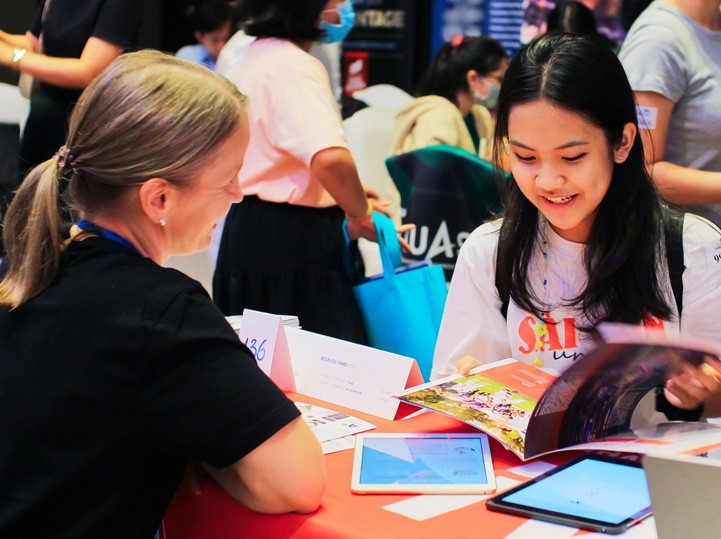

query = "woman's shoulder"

[458,219,502,258]
[682,212,721,249]
[621,1,692,53]
[249,38,325,76]
[626,1,690,33]
[470,103,492,123]
[67,239,207,306]
[398,95,458,117]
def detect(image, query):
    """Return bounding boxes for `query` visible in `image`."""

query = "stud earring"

[159,219,167,227]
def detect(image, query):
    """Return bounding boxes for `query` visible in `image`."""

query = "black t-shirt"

[30,0,141,57]
[0,238,300,538]
[17,0,142,176]
[29,0,142,103]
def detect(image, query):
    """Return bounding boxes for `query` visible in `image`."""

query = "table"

[160,394,656,539]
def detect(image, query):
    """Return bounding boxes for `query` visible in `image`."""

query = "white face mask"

[473,79,501,109]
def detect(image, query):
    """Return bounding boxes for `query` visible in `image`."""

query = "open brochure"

[396,325,721,461]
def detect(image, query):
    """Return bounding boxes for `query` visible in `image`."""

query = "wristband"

[345,199,373,223]
[11,48,26,70]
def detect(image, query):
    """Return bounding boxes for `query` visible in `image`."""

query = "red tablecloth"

[161,394,583,539]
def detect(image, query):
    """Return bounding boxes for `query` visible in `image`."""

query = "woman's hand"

[345,217,415,251]
[457,355,482,375]
[345,215,377,242]
[362,184,391,217]
[663,357,721,414]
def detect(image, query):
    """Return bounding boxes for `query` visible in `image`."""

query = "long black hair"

[415,35,507,104]
[493,33,673,325]
[236,0,326,44]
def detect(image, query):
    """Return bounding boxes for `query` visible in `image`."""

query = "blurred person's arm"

[0,36,122,89]
[0,30,35,51]
[636,90,721,204]
[311,146,381,242]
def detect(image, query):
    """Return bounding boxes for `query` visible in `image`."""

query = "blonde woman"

[0,51,324,537]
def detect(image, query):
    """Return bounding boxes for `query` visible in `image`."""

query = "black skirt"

[213,196,368,345]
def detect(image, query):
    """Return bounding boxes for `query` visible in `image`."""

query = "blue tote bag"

[343,213,447,381]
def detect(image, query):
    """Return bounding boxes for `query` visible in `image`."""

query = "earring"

[615,154,624,162]
[159,219,167,227]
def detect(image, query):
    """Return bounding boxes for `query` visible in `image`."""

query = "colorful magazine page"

[395,359,555,460]
[396,331,721,460]
[295,401,376,454]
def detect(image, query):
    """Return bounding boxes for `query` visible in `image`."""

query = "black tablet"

[486,454,652,535]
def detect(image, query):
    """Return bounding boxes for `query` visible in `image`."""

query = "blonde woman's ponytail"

[0,50,248,308]
[0,158,64,308]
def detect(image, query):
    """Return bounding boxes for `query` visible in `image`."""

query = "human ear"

[466,69,483,89]
[613,122,637,163]
[138,178,170,226]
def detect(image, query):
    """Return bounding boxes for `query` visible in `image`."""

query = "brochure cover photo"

[396,330,721,460]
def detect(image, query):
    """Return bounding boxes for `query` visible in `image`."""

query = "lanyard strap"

[76,220,138,253]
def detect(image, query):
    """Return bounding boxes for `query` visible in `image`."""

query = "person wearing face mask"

[390,35,508,161]
[213,0,411,344]
[216,1,345,104]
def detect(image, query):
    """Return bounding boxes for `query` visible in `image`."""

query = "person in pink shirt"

[213,0,391,344]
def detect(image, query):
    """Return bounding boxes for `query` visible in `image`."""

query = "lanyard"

[76,220,138,253]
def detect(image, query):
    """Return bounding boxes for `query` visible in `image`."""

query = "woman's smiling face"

[508,99,618,243]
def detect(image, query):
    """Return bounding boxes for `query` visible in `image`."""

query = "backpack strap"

[664,211,685,318]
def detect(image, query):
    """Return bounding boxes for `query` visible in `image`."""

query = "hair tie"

[450,34,464,48]
[55,145,78,176]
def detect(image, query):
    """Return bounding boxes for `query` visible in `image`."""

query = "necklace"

[532,222,550,367]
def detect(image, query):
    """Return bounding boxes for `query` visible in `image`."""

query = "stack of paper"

[226,314,300,338]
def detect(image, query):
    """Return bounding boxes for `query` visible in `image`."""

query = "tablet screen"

[487,454,652,534]
[351,433,495,494]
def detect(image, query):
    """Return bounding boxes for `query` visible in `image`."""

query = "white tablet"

[351,432,496,494]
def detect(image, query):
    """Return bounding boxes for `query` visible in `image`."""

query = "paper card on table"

[285,327,423,420]
[237,309,296,392]
[294,401,376,443]
[295,401,376,454]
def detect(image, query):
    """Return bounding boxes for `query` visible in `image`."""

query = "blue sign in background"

[430,0,524,60]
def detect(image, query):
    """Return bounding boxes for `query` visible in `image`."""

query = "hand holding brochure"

[396,325,721,460]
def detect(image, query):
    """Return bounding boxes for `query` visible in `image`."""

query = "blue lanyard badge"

[76,220,138,253]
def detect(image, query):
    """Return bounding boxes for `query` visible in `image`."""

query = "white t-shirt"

[432,214,721,379]
[217,31,342,103]
[226,38,348,208]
